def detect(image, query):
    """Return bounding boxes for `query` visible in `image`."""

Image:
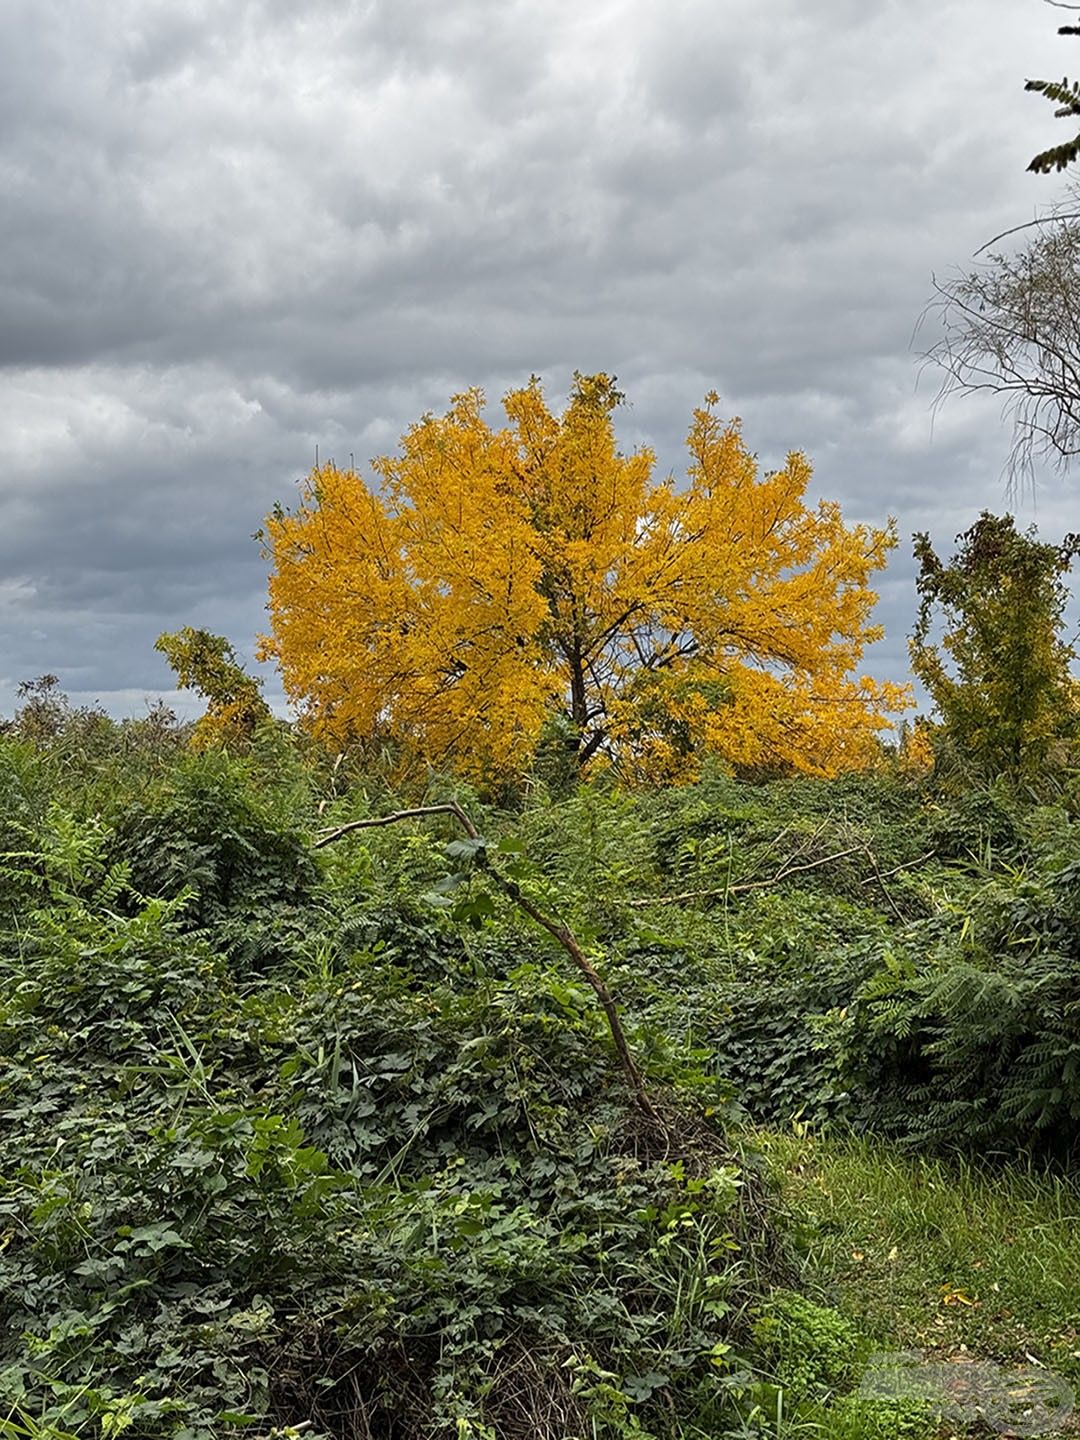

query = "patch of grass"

[758,1130,1080,1385]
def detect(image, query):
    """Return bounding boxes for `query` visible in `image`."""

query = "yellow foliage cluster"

[897,718,935,777]
[260,375,909,781]
[156,627,270,751]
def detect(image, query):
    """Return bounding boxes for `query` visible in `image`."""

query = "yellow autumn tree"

[260,374,908,781]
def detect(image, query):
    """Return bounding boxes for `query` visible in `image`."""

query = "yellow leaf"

[941,1286,979,1308]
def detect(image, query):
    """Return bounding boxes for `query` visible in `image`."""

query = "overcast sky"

[2,0,1078,722]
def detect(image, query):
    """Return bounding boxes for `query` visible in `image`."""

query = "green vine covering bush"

[0,723,781,1440]
[3,693,1080,1437]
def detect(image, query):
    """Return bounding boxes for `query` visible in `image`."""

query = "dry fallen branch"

[314,804,473,848]
[315,803,659,1122]
[628,844,866,908]
[864,849,936,882]
[629,845,937,910]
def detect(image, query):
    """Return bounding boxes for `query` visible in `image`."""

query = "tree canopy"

[910,512,1080,778]
[260,374,906,782]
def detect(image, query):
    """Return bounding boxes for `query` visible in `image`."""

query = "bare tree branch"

[974,212,1080,257]
[628,844,866,908]
[920,203,1080,487]
[314,804,479,847]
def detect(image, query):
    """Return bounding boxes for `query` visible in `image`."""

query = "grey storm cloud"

[1,0,1077,717]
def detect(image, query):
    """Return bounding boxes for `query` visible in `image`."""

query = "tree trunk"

[568,643,589,768]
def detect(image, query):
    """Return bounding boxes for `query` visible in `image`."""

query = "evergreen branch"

[1025,77,1080,112]
[1028,134,1080,173]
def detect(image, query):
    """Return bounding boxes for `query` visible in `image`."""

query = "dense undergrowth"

[3,696,1080,1438]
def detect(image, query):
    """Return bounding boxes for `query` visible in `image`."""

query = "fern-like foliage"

[1025,77,1080,115]
[1027,20,1080,172]
[845,854,1080,1151]
[1027,132,1080,174]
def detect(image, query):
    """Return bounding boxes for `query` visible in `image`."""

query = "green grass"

[758,1129,1080,1389]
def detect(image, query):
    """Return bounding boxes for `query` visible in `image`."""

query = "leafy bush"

[108,750,320,965]
[705,952,875,1128]
[923,781,1026,862]
[8,716,1080,1440]
[616,771,1080,1151]
[0,793,769,1440]
[839,837,1080,1149]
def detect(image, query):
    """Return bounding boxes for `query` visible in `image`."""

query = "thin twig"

[679,819,823,899]
[973,212,1080,258]
[486,866,658,1120]
[630,841,939,911]
[860,849,936,883]
[856,847,907,923]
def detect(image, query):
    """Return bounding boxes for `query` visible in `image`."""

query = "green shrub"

[705,956,872,1128]
[751,1291,861,1399]
[841,842,1080,1149]
[823,1392,937,1440]
[0,814,764,1440]
[108,750,320,964]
